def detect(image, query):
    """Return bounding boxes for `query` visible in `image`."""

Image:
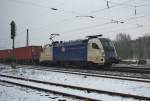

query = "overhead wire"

[61,14,150,34]
[48,0,149,26]
[8,0,145,21]
[6,0,149,26]
[5,0,150,18]
[61,22,111,34]
[4,0,150,38]
[58,0,150,34]
[83,0,135,15]
[5,0,80,15]
[123,14,150,22]
[104,24,150,34]
[104,0,150,8]
[27,13,150,37]
[1,0,149,49]
[103,0,150,16]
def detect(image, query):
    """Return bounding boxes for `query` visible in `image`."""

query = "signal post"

[10,21,16,68]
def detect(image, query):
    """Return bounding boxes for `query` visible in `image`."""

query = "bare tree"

[114,33,133,59]
[114,33,150,60]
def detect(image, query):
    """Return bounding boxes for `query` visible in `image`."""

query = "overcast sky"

[0,0,150,49]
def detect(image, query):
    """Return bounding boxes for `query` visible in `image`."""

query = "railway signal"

[10,21,16,39]
[10,21,16,68]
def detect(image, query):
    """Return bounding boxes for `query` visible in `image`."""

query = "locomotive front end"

[99,38,119,65]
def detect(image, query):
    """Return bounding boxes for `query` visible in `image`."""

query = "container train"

[0,35,119,67]
[0,49,12,63]
[0,46,42,64]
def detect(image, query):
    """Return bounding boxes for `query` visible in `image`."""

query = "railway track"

[1,63,150,74]
[0,74,100,101]
[0,74,150,101]
[18,63,150,73]
[17,65,150,83]
[104,66,150,73]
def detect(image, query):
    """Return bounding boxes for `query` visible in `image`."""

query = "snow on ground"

[147,60,150,64]
[0,76,138,101]
[0,65,150,98]
[87,68,150,79]
[0,82,81,101]
[113,63,150,68]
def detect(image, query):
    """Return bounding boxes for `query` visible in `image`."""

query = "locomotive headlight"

[102,51,105,57]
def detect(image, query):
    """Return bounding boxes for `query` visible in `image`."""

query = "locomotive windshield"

[100,38,118,63]
[92,43,99,49]
[99,38,114,51]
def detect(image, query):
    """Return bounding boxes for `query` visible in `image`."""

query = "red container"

[0,49,12,61]
[15,46,42,63]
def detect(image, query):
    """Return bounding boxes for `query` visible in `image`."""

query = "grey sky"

[0,0,150,49]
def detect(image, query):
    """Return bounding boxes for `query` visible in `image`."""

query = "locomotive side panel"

[53,43,88,62]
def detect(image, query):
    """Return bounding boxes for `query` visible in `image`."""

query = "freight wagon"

[0,49,12,63]
[15,46,42,64]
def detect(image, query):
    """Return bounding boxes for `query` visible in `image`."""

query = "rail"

[0,74,150,100]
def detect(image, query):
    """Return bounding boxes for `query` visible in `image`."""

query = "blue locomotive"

[40,35,119,67]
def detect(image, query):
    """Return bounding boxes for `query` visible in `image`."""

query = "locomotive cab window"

[92,43,99,49]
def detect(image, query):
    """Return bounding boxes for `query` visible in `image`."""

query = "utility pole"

[26,29,29,46]
[10,21,16,68]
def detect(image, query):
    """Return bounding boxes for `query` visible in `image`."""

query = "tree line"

[114,33,150,60]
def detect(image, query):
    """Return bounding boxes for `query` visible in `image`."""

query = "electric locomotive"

[40,35,119,67]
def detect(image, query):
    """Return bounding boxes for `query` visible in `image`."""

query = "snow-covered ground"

[0,64,150,101]
[0,76,139,101]
[121,59,150,66]
[147,60,150,65]
[113,63,150,67]
[0,82,80,101]
[1,65,150,96]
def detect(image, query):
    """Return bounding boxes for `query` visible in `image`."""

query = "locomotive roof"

[99,38,111,41]
[52,37,111,46]
[52,39,88,46]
